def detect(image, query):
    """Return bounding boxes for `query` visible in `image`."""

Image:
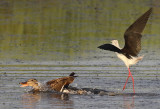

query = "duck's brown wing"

[46,77,74,92]
[63,77,74,88]
[46,78,67,92]
[122,8,152,58]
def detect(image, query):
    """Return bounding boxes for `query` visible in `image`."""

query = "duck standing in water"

[20,72,77,92]
[98,8,152,93]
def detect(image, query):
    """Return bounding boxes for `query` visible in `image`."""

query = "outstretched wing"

[46,78,68,92]
[98,44,122,53]
[46,77,74,92]
[122,8,152,57]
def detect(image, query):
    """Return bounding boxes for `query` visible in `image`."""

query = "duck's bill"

[19,82,29,87]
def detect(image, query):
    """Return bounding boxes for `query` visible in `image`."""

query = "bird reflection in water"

[123,95,135,109]
[20,92,73,109]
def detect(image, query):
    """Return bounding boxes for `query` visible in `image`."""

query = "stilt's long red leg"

[123,68,135,93]
[123,70,131,91]
[128,68,135,93]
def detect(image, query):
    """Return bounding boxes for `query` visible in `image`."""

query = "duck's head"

[19,79,38,87]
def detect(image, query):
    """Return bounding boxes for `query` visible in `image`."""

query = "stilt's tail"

[129,55,144,66]
[133,55,144,65]
[137,55,144,61]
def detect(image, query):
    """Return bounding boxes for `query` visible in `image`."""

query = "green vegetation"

[0,0,158,62]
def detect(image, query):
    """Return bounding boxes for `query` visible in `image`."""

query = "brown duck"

[19,72,77,92]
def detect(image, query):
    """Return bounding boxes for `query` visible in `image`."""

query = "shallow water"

[0,0,160,109]
[0,60,160,109]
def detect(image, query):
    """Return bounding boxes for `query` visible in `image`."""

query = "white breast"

[116,53,144,68]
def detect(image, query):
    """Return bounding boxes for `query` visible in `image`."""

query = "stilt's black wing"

[122,8,152,57]
[98,44,122,53]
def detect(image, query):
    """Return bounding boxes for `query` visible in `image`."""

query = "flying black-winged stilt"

[98,8,152,93]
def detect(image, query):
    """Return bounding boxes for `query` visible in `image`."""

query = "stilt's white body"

[116,53,143,68]
[111,40,144,68]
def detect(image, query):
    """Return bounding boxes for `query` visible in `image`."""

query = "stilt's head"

[111,40,120,49]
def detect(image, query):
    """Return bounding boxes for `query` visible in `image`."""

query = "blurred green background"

[0,0,159,63]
